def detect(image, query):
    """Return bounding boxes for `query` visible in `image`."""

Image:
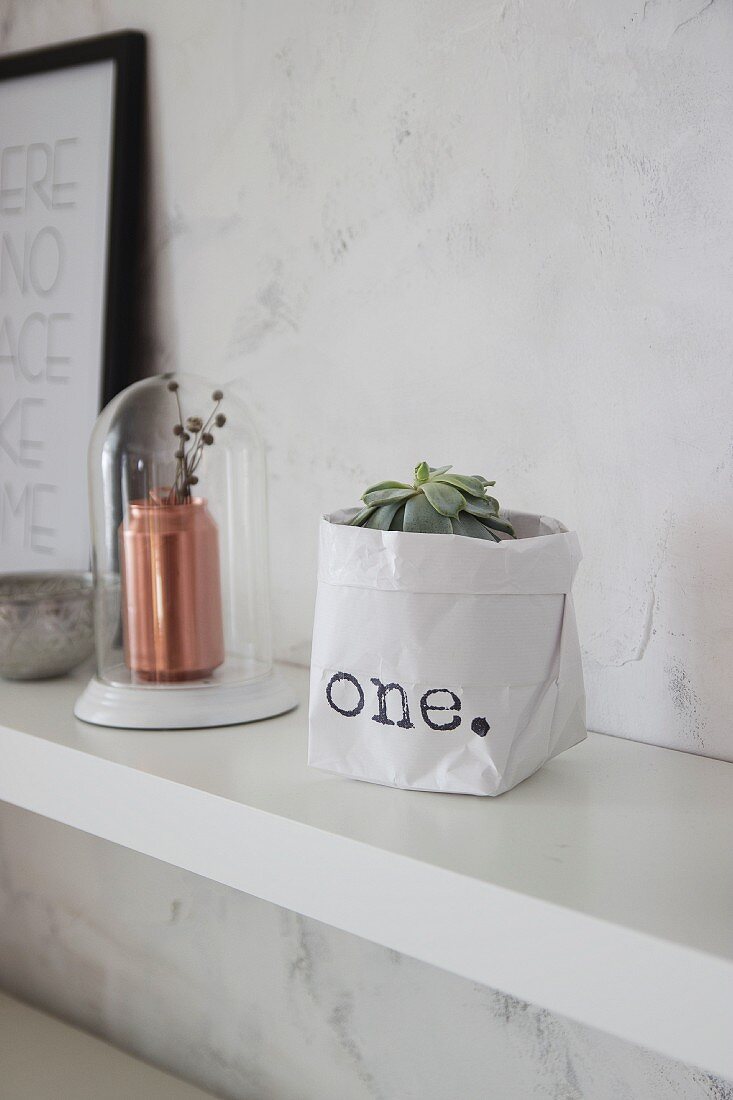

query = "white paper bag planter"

[308,510,586,796]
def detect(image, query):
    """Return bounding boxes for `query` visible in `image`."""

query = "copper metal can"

[120,497,225,682]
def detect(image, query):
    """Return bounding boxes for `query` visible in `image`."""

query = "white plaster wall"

[1,3,732,1098]
[3,0,732,759]
[1,803,731,1100]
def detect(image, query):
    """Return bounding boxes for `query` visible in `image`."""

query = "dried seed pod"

[166,382,228,505]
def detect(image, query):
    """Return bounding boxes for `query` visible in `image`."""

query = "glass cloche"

[74,373,296,728]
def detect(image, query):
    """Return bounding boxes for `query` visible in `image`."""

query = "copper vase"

[120,497,225,682]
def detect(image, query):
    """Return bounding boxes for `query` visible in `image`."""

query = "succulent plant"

[347,462,515,540]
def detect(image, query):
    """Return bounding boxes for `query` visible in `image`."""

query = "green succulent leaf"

[363,487,416,507]
[344,463,510,540]
[482,513,516,537]
[433,473,486,498]
[389,502,407,530]
[362,480,412,497]
[462,496,500,521]
[363,500,407,530]
[451,512,500,540]
[348,505,378,526]
[404,491,452,534]
[422,480,466,517]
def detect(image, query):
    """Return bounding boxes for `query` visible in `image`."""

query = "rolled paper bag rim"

[318,510,582,596]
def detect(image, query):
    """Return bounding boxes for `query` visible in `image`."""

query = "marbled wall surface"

[1,3,731,1098]
[1,803,730,1100]
[1,0,731,759]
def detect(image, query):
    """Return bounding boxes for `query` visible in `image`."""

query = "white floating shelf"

[0,665,731,1080]
[0,990,215,1098]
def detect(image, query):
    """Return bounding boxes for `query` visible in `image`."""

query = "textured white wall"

[1,3,731,1098]
[1,803,731,1100]
[3,0,732,759]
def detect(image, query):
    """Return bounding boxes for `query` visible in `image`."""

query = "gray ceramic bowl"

[0,572,94,680]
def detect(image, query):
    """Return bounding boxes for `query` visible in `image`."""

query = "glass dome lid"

[74,373,296,729]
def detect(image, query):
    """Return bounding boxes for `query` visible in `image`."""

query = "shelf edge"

[1,721,731,1081]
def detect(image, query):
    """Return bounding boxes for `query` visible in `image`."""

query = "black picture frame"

[0,30,145,406]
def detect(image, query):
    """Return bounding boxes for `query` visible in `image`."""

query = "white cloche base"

[74,668,297,730]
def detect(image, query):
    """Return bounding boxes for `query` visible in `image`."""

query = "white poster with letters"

[0,60,114,570]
